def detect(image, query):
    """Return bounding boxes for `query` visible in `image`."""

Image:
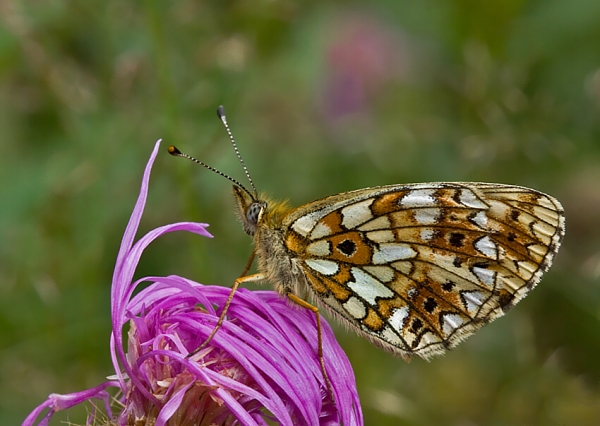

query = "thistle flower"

[24,140,363,426]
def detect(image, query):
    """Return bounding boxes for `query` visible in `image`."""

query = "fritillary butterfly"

[170,106,565,363]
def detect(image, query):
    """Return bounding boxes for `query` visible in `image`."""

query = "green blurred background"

[2,1,599,425]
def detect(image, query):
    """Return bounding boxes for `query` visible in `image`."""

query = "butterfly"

[169,106,565,363]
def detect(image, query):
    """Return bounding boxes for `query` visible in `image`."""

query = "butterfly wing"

[282,183,565,359]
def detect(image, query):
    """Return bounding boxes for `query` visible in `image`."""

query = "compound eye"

[246,202,263,226]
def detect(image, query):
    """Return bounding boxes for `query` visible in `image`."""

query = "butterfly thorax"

[233,185,305,296]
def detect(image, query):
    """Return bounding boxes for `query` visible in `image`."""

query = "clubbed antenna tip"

[168,145,182,156]
[217,105,226,120]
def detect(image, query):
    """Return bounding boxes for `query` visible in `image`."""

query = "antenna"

[167,145,254,199]
[216,106,257,196]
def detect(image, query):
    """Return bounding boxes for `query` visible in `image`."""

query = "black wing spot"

[449,232,465,247]
[507,232,517,242]
[453,257,463,268]
[442,280,456,292]
[424,297,437,313]
[510,209,520,221]
[411,318,423,333]
[337,239,357,256]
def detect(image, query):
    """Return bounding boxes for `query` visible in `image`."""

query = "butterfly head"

[233,185,267,236]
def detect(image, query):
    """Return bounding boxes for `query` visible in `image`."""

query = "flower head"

[24,140,362,426]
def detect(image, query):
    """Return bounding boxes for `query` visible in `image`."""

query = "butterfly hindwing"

[283,183,565,359]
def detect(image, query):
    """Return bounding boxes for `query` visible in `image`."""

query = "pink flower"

[24,140,362,426]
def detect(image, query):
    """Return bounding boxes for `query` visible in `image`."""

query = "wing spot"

[423,297,437,313]
[442,280,455,292]
[363,265,395,283]
[366,229,395,243]
[337,239,357,256]
[449,232,465,247]
[357,215,391,232]
[411,318,423,333]
[510,209,520,221]
[453,257,463,268]
[507,232,517,242]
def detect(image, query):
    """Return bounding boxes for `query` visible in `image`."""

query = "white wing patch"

[458,189,488,209]
[414,208,441,225]
[474,236,498,258]
[442,314,465,336]
[343,296,367,319]
[388,306,410,330]
[420,228,435,242]
[305,259,339,276]
[306,240,331,256]
[348,267,394,305]
[366,230,395,244]
[470,211,488,229]
[472,266,496,287]
[373,243,417,264]
[399,189,437,208]
[310,222,332,239]
[462,291,485,314]
[341,199,374,229]
[292,212,320,237]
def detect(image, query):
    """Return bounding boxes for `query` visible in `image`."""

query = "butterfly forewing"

[282,183,565,359]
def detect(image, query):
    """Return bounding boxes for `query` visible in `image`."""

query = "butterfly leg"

[188,252,261,358]
[287,293,336,408]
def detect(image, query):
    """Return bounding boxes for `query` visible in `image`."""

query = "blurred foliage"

[1,0,600,425]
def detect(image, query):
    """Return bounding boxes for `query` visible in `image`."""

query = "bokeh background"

[2,1,600,425]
